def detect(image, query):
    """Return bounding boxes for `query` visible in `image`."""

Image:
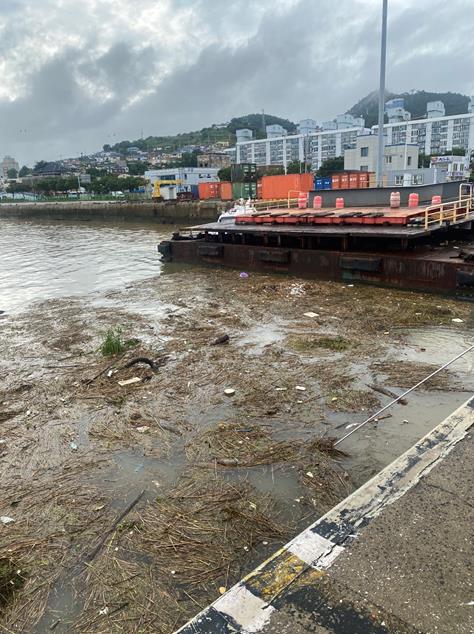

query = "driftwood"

[210,334,230,346]
[367,383,408,405]
[84,490,145,563]
[85,352,128,385]
[216,457,239,466]
[153,418,182,437]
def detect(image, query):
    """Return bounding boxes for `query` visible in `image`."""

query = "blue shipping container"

[190,185,199,197]
[315,178,323,190]
[322,177,332,190]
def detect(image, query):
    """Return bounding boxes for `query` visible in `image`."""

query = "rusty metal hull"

[159,238,474,297]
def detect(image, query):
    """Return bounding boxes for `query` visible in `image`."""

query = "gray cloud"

[0,0,473,165]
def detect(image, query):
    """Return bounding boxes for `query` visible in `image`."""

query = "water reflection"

[0,219,172,312]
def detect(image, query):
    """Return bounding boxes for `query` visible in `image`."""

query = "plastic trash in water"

[239,272,249,279]
[1,516,15,525]
[70,442,78,451]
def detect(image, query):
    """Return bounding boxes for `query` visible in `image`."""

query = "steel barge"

[158,184,474,297]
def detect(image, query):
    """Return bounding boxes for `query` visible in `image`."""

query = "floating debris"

[118,377,142,387]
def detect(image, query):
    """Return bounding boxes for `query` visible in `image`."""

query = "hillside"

[348,90,470,127]
[104,113,296,154]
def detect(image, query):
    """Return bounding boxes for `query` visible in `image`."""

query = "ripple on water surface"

[0,218,173,312]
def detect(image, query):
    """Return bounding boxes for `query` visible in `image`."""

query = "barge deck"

[158,187,474,296]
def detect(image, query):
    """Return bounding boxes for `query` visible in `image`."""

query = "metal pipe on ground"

[335,344,474,446]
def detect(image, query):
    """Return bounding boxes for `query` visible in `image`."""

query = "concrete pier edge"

[175,395,474,633]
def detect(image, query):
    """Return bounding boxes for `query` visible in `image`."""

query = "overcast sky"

[1,0,473,165]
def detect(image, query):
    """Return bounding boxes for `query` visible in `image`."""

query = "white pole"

[335,344,474,446]
[376,0,388,188]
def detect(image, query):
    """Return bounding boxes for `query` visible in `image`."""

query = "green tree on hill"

[218,167,231,181]
[19,165,31,177]
[316,157,344,177]
[286,161,308,174]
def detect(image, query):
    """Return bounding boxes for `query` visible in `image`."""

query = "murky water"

[1,217,471,479]
[0,218,172,312]
[2,218,473,632]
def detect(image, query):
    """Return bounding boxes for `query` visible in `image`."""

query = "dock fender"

[158,241,172,261]
[340,256,382,272]
[258,249,290,264]
[456,270,474,287]
[197,244,224,257]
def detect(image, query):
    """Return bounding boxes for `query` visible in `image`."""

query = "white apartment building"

[235,112,474,170]
[2,155,20,178]
[374,112,474,156]
[344,134,419,173]
[236,127,369,171]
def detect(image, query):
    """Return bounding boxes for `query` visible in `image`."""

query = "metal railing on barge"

[423,183,474,230]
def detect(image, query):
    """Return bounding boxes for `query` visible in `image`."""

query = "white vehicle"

[218,198,256,223]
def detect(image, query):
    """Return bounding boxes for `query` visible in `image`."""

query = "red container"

[349,173,359,189]
[257,181,263,199]
[219,182,232,200]
[198,182,220,199]
[261,173,314,200]
[408,193,420,208]
[340,173,349,189]
[332,175,341,190]
[336,197,345,209]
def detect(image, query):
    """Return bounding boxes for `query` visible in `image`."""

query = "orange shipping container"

[358,172,369,188]
[340,174,349,189]
[219,182,232,200]
[260,173,314,200]
[257,180,263,199]
[349,173,359,188]
[332,175,341,190]
[198,182,220,199]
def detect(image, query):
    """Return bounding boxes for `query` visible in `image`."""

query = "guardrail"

[253,197,300,211]
[424,194,473,230]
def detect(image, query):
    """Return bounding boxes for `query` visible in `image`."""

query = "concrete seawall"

[0,200,226,224]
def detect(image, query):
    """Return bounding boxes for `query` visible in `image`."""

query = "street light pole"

[376,0,388,188]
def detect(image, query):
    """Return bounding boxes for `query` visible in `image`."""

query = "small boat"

[218,198,256,223]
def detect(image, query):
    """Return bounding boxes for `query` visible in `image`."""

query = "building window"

[360,147,369,157]
[395,175,404,185]
[360,165,369,172]
[386,156,392,164]
[407,156,412,166]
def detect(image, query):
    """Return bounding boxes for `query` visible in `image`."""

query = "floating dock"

[158,186,474,296]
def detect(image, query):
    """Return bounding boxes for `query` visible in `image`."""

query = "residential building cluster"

[4,96,474,195]
[234,99,474,177]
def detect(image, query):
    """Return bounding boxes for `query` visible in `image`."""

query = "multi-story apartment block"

[235,111,474,170]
